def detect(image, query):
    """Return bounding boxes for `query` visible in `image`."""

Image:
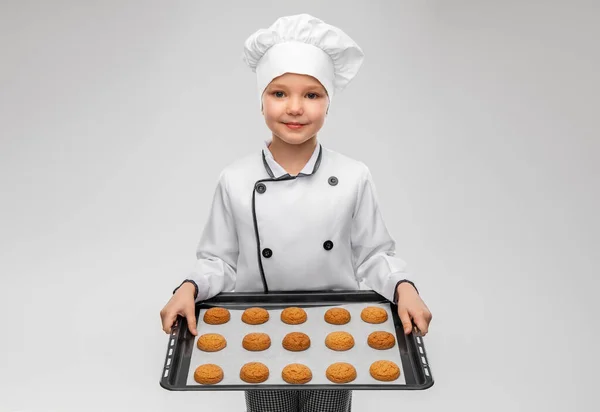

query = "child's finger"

[413,314,429,336]
[184,308,198,336]
[163,313,177,334]
[398,308,413,335]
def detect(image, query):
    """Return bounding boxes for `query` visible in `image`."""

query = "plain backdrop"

[1,1,598,411]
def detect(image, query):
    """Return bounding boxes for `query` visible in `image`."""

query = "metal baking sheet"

[160,290,434,391]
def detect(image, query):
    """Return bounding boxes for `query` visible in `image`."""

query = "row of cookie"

[202,306,389,326]
[194,360,400,385]
[197,330,396,352]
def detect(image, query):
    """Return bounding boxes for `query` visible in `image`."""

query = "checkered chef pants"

[245,389,352,412]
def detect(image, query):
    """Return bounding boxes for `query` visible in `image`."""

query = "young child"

[160,13,432,412]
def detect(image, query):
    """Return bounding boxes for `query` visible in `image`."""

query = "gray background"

[1,1,598,411]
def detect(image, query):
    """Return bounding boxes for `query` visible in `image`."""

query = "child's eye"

[271,91,320,99]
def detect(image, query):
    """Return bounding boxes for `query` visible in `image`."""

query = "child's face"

[261,72,329,145]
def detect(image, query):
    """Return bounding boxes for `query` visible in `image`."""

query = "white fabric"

[183,141,413,303]
[262,137,320,177]
[242,13,365,109]
[255,41,334,109]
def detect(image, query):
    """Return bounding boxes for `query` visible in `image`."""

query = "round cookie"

[326,362,357,384]
[240,362,270,383]
[242,307,270,325]
[203,307,230,325]
[280,307,307,325]
[370,360,400,381]
[325,331,355,351]
[367,331,396,350]
[196,333,227,352]
[360,307,388,324]
[242,332,271,351]
[282,332,311,351]
[282,363,312,384]
[194,364,223,385]
[324,307,351,325]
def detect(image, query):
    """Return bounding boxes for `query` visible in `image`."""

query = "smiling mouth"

[285,123,305,129]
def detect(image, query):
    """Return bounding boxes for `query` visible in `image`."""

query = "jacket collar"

[261,138,322,179]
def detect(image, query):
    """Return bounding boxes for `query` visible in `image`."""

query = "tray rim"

[159,290,434,391]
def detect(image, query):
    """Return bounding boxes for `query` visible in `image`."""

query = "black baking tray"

[159,290,434,391]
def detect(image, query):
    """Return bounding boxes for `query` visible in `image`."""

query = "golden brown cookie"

[242,307,270,325]
[280,307,307,325]
[326,362,357,384]
[203,307,230,325]
[360,307,388,324]
[324,307,351,325]
[282,332,311,351]
[196,333,227,352]
[242,333,271,351]
[282,363,312,384]
[193,364,223,385]
[367,331,396,350]
[240,362,270,383]
[325,331,355,351]
[370,360,400,381]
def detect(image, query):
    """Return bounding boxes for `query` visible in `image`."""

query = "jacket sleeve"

[174,170,239,303]
[351,164,416,303]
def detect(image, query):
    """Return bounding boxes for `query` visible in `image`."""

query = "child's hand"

[160,282,198,336]
[396,282,432,337]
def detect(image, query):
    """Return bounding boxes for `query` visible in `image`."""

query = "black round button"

[262,248,272,258]
[328,176,338,186]
[323,240,334,251]
[256,183,266,194]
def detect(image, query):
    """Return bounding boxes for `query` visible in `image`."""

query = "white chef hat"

[242,14,365,111]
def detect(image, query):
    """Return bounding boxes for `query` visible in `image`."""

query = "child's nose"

[286,98,304,114]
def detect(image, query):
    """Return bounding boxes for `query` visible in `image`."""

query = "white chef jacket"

[180,138,414,303]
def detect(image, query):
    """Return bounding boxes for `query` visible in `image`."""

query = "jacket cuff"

[173,279,199,300]
[392,279,418,304]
